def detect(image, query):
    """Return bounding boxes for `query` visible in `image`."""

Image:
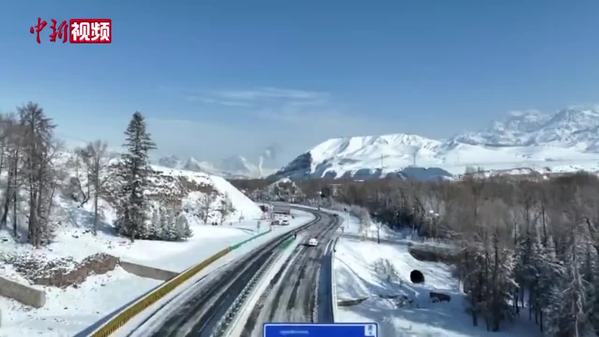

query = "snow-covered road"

[115,207,334,337]
[239,211,340,337]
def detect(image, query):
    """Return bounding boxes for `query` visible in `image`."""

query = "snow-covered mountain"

[273,106,599,180]
[454,107,599,149]
[157,155,269,179]
[219,155,261,178]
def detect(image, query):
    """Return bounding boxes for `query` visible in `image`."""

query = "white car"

[308,238,318,246]
[281,219,290,226]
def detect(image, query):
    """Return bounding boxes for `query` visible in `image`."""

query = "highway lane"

[127,207,335,337]
[240,210,340,337]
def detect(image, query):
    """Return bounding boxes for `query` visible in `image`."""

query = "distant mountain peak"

[455,106,599,148]
[156,154,272,179]
[273,106,599,180]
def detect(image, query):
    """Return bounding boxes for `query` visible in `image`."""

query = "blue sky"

[1,1,599,167]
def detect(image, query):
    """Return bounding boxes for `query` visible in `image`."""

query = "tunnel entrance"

[410,270,425,284]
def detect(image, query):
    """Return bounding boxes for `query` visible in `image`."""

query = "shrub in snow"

[144,205,191,241]
[373,258,400,285]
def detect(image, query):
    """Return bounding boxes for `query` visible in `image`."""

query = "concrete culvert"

[410,270,424,284]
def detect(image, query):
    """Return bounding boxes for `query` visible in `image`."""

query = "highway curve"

[128,207,337,337]
[240,210,339,337]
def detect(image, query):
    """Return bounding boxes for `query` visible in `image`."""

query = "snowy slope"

[273,106,599,179]
[334,236,541,337]
[151,165,263,221]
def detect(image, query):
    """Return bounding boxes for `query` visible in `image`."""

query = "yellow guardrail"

[90,247,231,337]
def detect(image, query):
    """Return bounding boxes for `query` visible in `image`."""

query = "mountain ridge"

[156,154,272,179]
[272,106,599,180]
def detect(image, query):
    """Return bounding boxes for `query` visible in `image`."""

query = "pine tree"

[549,232,594,337]
[462,239,487,327]
[148,206,160,239]
[582,245,598,335]
[536,237,565,334]
[514,229,537,314]
[487,233,517,331]
[175,212,191,239]
[117,112,156,241]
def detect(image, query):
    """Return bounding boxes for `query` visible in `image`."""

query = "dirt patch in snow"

[408,243,458,264]
[2,253,119,288]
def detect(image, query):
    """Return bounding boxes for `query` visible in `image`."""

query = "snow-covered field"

[334,236,541,337]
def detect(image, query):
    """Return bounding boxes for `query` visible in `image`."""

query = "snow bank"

[0,267,161,337]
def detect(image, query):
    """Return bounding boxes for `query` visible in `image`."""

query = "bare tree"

[0,114,22,235]
[19,102,56,248]
[199,194,213,224]
[77,140,109,235]
[217,193,235,225]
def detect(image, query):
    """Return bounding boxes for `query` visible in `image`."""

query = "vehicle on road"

[308,238,318,246]
[281,219,290,226]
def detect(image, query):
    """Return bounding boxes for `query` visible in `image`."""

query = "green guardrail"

[279,234,296,249]
[230,228,272,250]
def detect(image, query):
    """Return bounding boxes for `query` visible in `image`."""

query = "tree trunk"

[1,172,12,228]
[541,204,547,247]
[12,182,17,237]
[29,188,39,248]
[93,192,98,235]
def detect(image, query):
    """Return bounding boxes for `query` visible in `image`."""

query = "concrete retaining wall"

[119,261,178,281]
[0,276,46,308]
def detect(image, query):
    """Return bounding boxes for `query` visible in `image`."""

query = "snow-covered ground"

[0,209,314,337]
[0,267,160,337]
[334,236,541,337]
[329,208,411,243]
